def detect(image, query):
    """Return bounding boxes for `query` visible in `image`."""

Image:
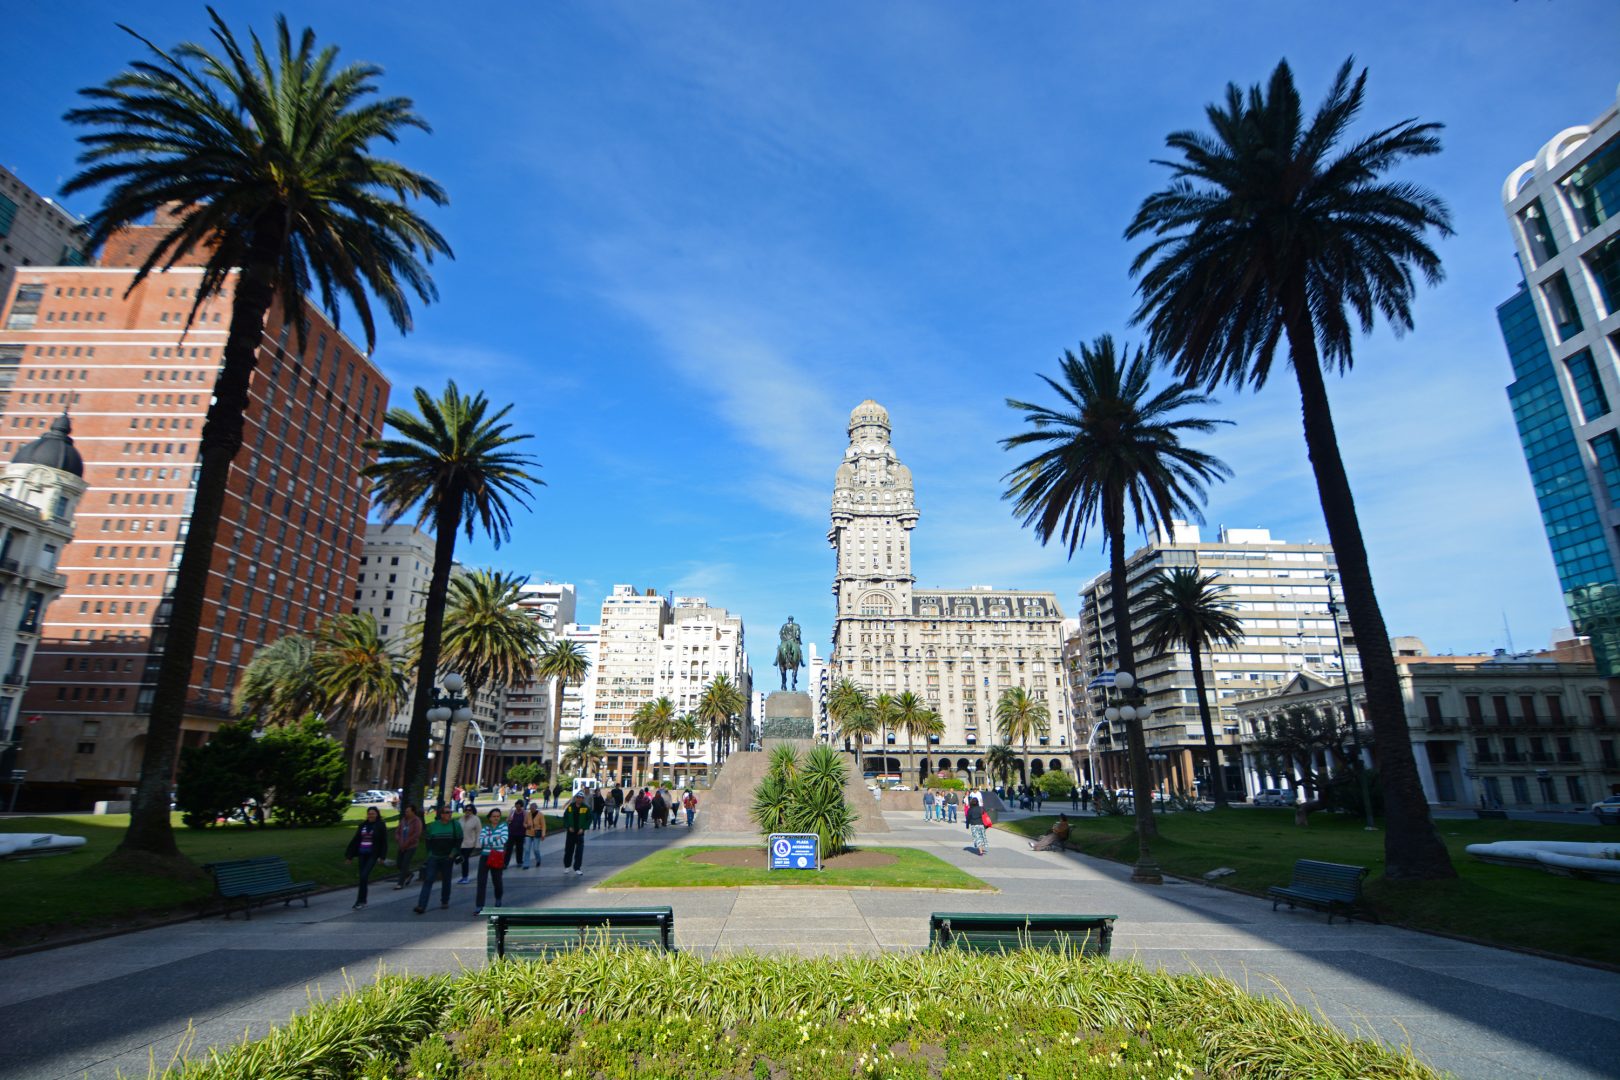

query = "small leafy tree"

[1034,770,1076,800]
[260,718,349,827]
[1252,707,1371,827]
[506,762,542,788]
[175,720,264,828]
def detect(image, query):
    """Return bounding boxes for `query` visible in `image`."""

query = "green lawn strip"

[1001,810,1618,965]
[158,949,1441,1080]
[0,809,566,948]
[598,845,991,890]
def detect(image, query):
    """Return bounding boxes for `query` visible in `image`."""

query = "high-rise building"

[1499,87,1620,675]
[556,621,600,749]
[807,641,827,741]
[496,580,576,777]
[0,418,87,786]
[0,166,87,301]
[0,208,388,806]
[653,596,750,780]
[827,400,1067,784]
[1072,522,1356,797]
[592,585,669,783]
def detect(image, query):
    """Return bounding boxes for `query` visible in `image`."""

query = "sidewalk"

[1,810,1615,1079]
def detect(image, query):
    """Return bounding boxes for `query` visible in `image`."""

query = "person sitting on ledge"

[1029,813,1071,852]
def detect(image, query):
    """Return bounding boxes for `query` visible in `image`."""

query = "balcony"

[0,557,18,575]
[2,673,24,687]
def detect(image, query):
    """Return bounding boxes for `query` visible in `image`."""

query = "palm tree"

[535,638,592,780]
[234,635,318,727]
[870,693,900,780]
[1002,335,1228,880]
[827,677,875,770]
[894,691,943,785]
[632,696,677,788]
[311,613,408,788]
[986,743,1019,790]
[994,686,1051,787]
[367,382,540,813]
[561,734,607,778]
[670,715,702,783]
[1126,58,1456,880]
[1137,568,1244,807]
[697,674,745,765]
[431,569,540,791]
[64,11,451,861]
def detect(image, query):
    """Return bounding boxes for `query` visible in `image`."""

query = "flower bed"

[156,949,1441,1079]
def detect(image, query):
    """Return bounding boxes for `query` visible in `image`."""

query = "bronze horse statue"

[775,616,804,691]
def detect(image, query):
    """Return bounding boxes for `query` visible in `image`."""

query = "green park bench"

[205,856,317,920]
[484,906,676,960]
[1267,859,1378,925]
[928,912,1116,956]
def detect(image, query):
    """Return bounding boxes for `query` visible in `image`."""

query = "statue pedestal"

[760,692,814,742]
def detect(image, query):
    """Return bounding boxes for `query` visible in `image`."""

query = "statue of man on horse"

[775,616,804,691]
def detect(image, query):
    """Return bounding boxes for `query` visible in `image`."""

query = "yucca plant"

[748,774,795,835]
[793,744,859,856]
[766,744,801,785]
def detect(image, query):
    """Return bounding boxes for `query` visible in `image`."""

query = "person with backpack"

[344,806,389,910]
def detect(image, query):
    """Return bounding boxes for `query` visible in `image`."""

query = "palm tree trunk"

[1107,492,1159,846]
[403,487,464,813]
[1189,641,1225,807]
[117,224,284,864]
[1283,308,1454,881]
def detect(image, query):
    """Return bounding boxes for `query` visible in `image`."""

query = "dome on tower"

[13,412,84,477]
[848,399,890,433]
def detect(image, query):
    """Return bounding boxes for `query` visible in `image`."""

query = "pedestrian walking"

[561,792,590,876]
[1080,786,1091,813]
[945,790,959,824]
[393,803,422,889]
[651,789,670,828]
[1070,786,1080,811]
[414,805,460,914]
[474,808,509,914]
[456,805,481,882]
[635,789,652,828]
[345,806,388,909]
[590,790,606,830]
[507,799,529,869]
[525,799,546,866]
[968,799,991,856]
[682,788,698,827]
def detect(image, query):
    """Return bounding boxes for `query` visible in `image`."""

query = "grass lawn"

[1001,809,1620,965]
[600,845,992,890]
[0,807,565,949]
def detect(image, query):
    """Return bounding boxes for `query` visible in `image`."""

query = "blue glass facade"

[1500,285,1620,674]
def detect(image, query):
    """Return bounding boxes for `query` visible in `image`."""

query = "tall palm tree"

[670,714,702,783]
[1126,58,1456,880]
[561,734,606,778]
[986,743,1019,790]
[234,635,318,727]
[993,686,1050,786]
[431,569,541,791]
[1002,335,1228,879]
[870,693,900,780]
[535,638,592,780]
[1137,568,1244,807]
[64,11,451,861]
[697,674,745,764]
[894,691,943,785]
[632,696,677,787]
[367,382,540,813]
[827,677,875,770]
[311,613,408,788]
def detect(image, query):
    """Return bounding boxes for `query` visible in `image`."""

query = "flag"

[1086,672,1116,690]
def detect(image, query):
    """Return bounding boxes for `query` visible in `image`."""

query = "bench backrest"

[929,912,1116,957]
[484,907,675,958]
[207,856,296,897]
[1289,859,1368,898]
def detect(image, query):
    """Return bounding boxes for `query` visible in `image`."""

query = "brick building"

[0,209,389,807]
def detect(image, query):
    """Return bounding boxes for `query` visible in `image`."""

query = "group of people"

[585,786,699,830]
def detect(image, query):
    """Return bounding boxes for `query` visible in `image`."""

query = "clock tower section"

[829,400,917,667]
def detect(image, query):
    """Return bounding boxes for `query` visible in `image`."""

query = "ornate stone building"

[827,400,1068,783]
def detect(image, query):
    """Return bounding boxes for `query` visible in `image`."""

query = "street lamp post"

[1148,751,1168,812]
[1326,574,1377,831]
[1103,670,1162,883]
[427,672,473,806]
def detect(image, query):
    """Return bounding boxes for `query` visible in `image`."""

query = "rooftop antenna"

[1501,610,1516,655]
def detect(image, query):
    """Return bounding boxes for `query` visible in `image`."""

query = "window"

[1518,198,1558,265]
[1567,776,1587,804]
[1464,695,1484,725]
[1564,349,1609,422]
[76,742,96,755]
[1520,695,1538,723]
[1541,272,1584,341]
[1563,139,1620,234]
[1588,234,1620,317]
[1590,694,1608,724]
[1492,695,1511,724]
[1548,695,1565,723]
[1424,696,1443,725]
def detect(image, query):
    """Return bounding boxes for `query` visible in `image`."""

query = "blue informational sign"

[767,832,820,871]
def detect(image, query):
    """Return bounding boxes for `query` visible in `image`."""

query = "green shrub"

[1092,788,1128,816]
[1034,770,1075,799]
[260,718,350,828]
[921,776,966,790]
[505,762,542,788]
[175,720,264,829]
[749,745,856,855]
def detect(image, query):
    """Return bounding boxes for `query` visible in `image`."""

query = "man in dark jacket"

[560,792,590,876]
[414,806,461,914]
[506,799,528,869]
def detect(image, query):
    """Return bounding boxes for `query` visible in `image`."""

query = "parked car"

[1592,794,1620,824]
[351,790,390,805]
[1251,790,1293,808]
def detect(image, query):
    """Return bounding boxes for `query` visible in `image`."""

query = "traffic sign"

[767,832,820,871]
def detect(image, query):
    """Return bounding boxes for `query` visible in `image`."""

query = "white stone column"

[1412,741,1438,804]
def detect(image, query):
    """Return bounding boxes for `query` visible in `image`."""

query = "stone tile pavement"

[1,810,1615,1079]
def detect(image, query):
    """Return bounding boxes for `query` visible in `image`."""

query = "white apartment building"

[556,622,599,747]
[593,585,669,784]
[807,641,827,741]
[1074,522,1358,797]
[653,596,750,779]
[827,400,1068,784]
[0,417,85,791]
[498,580,577,775]
[0,166,86,303]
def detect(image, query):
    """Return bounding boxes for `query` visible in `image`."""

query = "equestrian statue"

[775,616,805,691]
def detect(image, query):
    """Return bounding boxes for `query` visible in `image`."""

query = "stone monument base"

[760,690,814,741]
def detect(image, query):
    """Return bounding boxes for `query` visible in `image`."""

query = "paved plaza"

[1,811,1616,1079]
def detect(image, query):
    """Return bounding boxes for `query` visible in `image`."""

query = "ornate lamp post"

[1103,670,1163,883]
[1326,573,1377,831]
[427,672,472,806]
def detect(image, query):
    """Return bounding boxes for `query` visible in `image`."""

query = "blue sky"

[5,2,1618,679]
